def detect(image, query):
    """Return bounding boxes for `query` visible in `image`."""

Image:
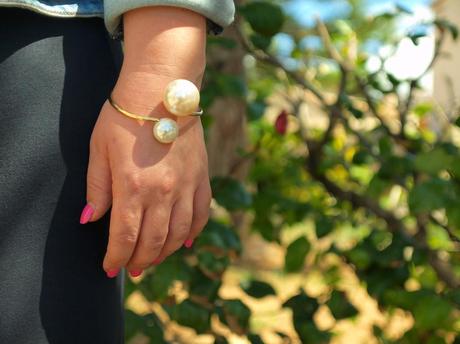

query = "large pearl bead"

[163,79,200,116]
[153,118,179,143]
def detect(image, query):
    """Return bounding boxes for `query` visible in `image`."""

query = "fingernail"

[152,257,163,265]
[129,269,143,277]
[184,239,194,248]
[106,268,120,278]
[79,203,95,224]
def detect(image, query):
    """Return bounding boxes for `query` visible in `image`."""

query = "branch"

[429,214,460,245]
[415,215,460,288]
[315,17,398,141]
[235,26,329,107]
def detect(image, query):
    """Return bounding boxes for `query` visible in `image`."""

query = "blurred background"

[125,1,460,343]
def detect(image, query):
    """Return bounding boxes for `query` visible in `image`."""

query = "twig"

[315,17,397,140]
[429,214,460,245]
[234,26,329,107]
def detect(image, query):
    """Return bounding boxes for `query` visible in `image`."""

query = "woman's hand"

[79,6,211,277]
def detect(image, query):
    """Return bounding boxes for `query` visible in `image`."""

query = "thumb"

[80,144,112,224]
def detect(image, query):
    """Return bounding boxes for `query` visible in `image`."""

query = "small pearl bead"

[153,118,179,143]
[163,79,200,116]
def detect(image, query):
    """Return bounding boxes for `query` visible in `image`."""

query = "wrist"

[122,6,206,76]
[110,6,206,123]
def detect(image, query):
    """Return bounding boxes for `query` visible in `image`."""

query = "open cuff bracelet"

[107,79,203,144]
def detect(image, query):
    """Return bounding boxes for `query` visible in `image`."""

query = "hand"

[79,6,211,277]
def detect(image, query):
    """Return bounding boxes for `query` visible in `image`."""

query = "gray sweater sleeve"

[103,0,235,38]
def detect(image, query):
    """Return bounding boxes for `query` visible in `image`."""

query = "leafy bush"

[126,1,460,343]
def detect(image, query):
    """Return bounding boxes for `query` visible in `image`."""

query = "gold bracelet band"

[108,95,160,122]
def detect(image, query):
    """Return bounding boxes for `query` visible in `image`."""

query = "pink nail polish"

[184,239,194,248]
[152,257,163,265]
[129,269,143,277]
[106,268,120,278]
[79,203,95,224]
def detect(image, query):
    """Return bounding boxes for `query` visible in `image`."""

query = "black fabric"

[0,8,125,343]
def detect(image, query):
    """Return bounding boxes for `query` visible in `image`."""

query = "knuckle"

[144,232,167,251]
[158,172,177,195]
[118,210,139,227]
[112,230,139,246]
[125,173,144,193]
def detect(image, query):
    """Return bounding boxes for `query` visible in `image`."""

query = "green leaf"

[241,279,276,298]
[413,294,453,330]
[247,100,266,121]
[315,216,334,238]
[326,290,358,320]
[414,147,453,175]
[214,336,229,344]
[296,322,331,344]
[189,268,222,301]
[409,32,427,45]
[143,254,192,301]
[446,201,460,236]
[171,299,211,334]
[207,37,237,49]
[248,333,264,344]
[413,102,434,117]
[240,2,284,37]
[197,251,230,277]
[455,116,460,127]
[211,176,252,210]
[408,178,452,214]
[347,247,372,270]
[284,236,310,272]
[125,310,143,341]
[195,219,242,254]
[125,311,166,343]
[352,149,372,165]
[282,290,319,321]
[383,289,422,310]
[220,299,251,335]
[250,33,272,50]
[387,73,401,87]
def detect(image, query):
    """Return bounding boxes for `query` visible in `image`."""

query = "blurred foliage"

[126,1,460,343]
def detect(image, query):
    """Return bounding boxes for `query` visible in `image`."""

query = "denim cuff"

[104,0,235,39]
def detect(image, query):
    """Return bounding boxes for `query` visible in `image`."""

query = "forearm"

[112,6,207,117]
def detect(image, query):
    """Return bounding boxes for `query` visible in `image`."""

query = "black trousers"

[0,8,125,343]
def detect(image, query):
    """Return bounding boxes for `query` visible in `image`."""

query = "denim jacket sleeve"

[103,0,235,38]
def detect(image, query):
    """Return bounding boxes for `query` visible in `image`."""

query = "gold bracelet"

[107,79,203,144]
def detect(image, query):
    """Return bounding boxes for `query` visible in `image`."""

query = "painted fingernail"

[79,203,95,224]
[152,257,163,265]
[184,239,194,248]
[106,268,120,278]
[129,269,143,277]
